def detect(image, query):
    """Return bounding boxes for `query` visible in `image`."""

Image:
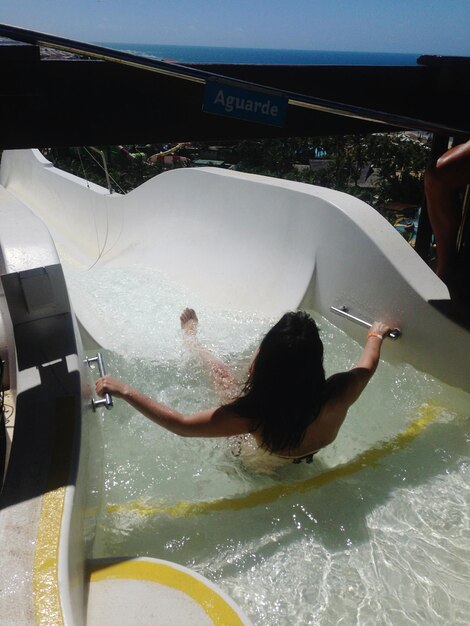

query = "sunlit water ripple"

[71,265,469,625]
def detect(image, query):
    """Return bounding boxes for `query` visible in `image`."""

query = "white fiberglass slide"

[1,149,468,394]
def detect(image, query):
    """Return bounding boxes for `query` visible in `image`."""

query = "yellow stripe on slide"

[105,402,444,519]
[89,559,245,626]
[33,487,66,626]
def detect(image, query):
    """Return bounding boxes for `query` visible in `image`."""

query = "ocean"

[98,42,419,66]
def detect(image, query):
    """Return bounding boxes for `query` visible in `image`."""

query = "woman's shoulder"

[324,371,352,398]
[323,368,368,407]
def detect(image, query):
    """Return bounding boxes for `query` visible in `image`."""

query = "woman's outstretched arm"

[313,322,391,447]
[95,375,251,438]
[292,322,390,450]
[341,321,391,404]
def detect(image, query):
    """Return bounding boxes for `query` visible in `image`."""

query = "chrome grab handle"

[330,306,401,340]
[85,352,114,411]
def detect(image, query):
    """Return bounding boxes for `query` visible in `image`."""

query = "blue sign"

[203,80,288,128]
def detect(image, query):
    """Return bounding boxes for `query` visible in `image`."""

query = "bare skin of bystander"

[424,139,470,281]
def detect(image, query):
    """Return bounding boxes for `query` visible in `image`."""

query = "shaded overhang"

[1,23,469,149]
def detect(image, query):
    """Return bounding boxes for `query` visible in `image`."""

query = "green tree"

[233,132,430,214]
[359,132,430,206]
[44,132,431,216]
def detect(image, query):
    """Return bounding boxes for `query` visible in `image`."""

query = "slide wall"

[0,181,96,625]
[1,149,468,394]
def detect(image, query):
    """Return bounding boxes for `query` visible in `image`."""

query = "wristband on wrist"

[367,332,383,341]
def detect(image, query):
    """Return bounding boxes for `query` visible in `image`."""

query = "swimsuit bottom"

[230,435,319,474]
[287,451,318,464]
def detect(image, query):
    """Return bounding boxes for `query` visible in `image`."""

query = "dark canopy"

[1,24,470,324]
[1,24,469,149]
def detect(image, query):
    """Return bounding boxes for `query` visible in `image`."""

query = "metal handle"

[330,306,401,340]
[85,352,114,411]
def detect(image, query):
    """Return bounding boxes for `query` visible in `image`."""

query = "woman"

[96,308,390,464]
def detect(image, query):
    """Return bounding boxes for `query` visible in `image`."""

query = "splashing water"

[72,265,470,626]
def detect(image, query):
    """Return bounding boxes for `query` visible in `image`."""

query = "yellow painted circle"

[89,559,247,626]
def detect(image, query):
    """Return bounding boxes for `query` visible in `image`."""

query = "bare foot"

[180,308,198,335]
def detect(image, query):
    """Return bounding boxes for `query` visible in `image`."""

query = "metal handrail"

[0,22,467,136]
[330,306,401,340]
[85,352,113,410]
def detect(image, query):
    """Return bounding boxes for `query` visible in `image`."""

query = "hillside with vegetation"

[43,131,430,223]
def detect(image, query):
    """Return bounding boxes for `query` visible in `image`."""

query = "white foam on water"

[66,264,272,361]
[75,265,470,626]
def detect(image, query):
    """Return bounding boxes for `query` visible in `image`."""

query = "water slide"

[0,148,468,624]
[2,149,468,389]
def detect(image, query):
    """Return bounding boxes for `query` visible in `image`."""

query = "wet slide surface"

[1,150,469,625]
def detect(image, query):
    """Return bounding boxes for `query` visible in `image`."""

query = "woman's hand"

[369,321,391,339]
[96,375,128,399]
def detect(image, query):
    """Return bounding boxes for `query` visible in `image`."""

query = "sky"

[1,0,470,56]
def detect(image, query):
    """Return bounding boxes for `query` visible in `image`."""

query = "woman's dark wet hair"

[226,311,326,453]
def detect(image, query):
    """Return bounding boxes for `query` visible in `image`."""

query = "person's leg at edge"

[424,148,470,281]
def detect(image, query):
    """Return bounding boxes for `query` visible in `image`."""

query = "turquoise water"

[73,266,470,626]
[98,43,420,66]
